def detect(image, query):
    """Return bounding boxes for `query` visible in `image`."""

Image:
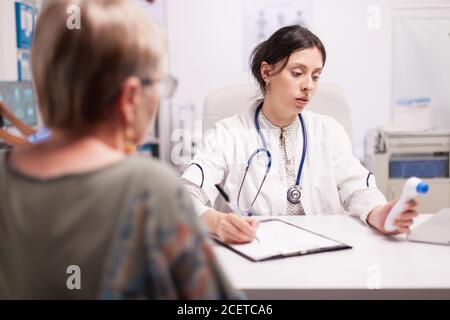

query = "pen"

[215,184,260,242]
[215,184,246,216]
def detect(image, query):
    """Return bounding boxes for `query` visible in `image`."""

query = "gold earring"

[124,126,137,154]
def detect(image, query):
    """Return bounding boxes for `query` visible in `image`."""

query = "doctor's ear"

[116,76,142,125]
[260,61,273,85]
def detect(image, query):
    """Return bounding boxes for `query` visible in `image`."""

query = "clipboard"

[213,218,352,262]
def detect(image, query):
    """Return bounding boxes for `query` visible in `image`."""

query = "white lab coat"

[182,101,386,222]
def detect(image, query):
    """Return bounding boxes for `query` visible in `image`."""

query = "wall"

[311,0,392,159]
[167,0,251,119]
[166,0,450,161]
[0,0,39,81]
[0,0,20,81]
[1,0,449,161]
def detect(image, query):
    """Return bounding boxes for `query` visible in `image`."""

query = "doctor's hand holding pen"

[199,185,260,244]
[203,209,260,243]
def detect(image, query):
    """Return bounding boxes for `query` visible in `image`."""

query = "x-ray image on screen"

[0,82,37,126]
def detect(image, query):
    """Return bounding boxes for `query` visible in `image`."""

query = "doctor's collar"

[260,109,299,132]
[257,101,299,131]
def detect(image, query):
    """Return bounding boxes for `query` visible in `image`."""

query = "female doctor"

[182,25,418,243]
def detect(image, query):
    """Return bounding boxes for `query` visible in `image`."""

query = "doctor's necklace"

[279,128,303,205]
[256,104,308,205]
[280,128,303,205]
[286,112,307,205]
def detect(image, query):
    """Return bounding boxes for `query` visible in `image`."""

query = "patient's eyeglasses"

[140,75,178,99]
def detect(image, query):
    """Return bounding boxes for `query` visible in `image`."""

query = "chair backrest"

[203,82,353,140]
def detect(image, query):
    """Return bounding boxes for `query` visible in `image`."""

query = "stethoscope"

[236,103,308,212]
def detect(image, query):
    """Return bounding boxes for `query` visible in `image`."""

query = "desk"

[213,215,450,299]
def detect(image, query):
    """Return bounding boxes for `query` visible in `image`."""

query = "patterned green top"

[0,151,238,299]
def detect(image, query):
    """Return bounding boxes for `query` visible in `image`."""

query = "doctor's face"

[266,47,323,116]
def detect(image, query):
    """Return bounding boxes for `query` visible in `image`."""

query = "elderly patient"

[0,0,236,299]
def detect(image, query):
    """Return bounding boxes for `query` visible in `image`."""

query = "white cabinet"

[366,130,450,214]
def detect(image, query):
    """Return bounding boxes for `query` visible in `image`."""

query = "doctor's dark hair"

[250,25,326,94]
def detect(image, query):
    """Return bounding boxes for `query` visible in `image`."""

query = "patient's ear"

[116,76,142,125]
[260,61,273,83]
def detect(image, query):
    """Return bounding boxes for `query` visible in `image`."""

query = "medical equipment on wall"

[365,128,450,213]
[178,103,196,159]
[15,2,37,81]
[392,97,432,131]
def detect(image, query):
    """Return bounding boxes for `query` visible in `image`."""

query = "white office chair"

[203,82,353,142]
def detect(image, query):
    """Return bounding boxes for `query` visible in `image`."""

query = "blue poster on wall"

[15,2,37,50]
[15,1,37,81]
[17,51,30,81]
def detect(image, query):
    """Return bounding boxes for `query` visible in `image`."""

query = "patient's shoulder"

[124,156,180,188]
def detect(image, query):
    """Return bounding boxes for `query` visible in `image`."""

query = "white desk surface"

[213,214,450,299]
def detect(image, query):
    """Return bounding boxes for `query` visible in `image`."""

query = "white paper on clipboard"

[215,219,351,261]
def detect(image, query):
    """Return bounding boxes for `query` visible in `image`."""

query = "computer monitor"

[0,81,38,126]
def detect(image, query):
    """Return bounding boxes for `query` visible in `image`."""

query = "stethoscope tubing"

[237,104,307,212]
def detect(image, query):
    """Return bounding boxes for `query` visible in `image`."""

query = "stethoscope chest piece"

[287,185,302,204]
